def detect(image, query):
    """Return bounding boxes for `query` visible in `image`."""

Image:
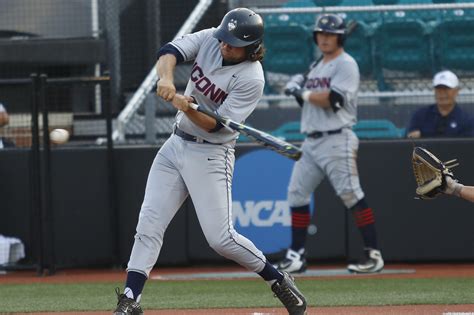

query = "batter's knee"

[287,187,312,208]
[207,234,233,257]
[339,189,365,209]
[136,213,165,239]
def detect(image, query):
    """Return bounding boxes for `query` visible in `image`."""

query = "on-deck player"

[274,14,384,274]
[113,8,307,315]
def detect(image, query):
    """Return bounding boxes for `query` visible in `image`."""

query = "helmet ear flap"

[246,39,263,59]
[338,34,345,46]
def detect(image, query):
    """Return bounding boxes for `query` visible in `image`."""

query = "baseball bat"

[189,103,302,161]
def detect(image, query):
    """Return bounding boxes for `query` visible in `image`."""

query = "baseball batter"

[274,14,384,274]
[113,8,307,315]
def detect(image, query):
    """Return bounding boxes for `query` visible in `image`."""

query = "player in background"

[113,8,307,315]
[274,14,384,274]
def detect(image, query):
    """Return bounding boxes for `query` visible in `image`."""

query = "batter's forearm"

[156,54,177,81]
[305,91,331,108]
[184,110,218,132]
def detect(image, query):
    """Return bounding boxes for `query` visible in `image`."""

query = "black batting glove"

[284,87,304,107]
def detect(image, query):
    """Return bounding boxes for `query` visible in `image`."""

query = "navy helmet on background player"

[313,13,346,46]
[213,7,264,60]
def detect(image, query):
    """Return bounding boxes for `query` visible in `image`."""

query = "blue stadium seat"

[382,0,441,24]
[263,24,315,74]
[353,119,405,139]
[344,21,374,77]
[372,0,399,4]
[340,0,372,4]
[284,0,316,6]
[433,19,474,71]
[271,121,305,141]
[374,20,433,73]
[313,0,342,5]
[281,0,317,26]
[340,0,380,25]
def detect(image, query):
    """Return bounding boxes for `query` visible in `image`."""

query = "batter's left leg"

[182,145,307,314]
[182,145,267,272]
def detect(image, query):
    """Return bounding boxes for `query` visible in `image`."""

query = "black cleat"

[271,271,308,315]
[113,288,143,315]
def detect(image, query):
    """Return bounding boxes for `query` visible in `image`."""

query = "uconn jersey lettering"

[305,77,331,89]
[191,62,228,104]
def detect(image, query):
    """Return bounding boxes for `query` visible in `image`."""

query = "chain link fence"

[1,1,473,145]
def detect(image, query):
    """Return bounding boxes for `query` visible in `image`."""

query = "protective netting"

[1,1,473,144]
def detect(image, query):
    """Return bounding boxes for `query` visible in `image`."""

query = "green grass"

[0,278,473,312]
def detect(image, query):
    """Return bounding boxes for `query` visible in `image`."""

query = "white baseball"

[50,128,70,144]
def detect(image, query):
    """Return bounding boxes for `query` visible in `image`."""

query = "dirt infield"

[1,263,473,284]
[2,263,474,314]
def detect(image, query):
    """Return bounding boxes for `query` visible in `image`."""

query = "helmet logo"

[228,19,237,31]
[321,17,329,25]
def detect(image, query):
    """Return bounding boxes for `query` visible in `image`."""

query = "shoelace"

[115,287,140,311]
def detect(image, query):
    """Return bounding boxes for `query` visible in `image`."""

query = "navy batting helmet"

[213,8,264,58]
[313,14,346,46]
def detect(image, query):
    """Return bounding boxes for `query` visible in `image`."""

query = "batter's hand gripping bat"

[189,103,302,161]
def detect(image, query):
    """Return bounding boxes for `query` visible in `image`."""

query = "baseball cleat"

[113,288,143,315]
[273,248,307,273]
[272,271,308,315]
[347,248,384,274]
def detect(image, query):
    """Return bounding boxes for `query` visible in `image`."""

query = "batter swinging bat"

[189,103,302,161]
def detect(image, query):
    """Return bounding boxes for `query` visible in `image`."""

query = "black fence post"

[104,77,119,265]
[29,73,45,276]
[39,74,56,275]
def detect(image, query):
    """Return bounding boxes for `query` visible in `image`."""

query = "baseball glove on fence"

[412,147,459,199]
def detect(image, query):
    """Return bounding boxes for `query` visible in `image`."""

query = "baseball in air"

[50,128,70,144]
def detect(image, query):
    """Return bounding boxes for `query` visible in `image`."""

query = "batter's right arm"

[156,54,177,102]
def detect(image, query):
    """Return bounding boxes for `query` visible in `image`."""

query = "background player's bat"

[189,103,302,161]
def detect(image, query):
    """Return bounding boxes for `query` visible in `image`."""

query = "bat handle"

[189,103,199,111]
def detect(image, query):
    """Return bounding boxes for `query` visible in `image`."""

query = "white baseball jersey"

[301,52,359,133]
[288,51,364,210]
[170,28,265,144]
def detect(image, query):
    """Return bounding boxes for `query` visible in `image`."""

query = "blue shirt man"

[407,70,474,138]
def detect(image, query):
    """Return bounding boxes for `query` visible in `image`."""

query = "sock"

[125,271,147,302]
[290,204,311,251]
[258,261,284,285]
[351,198,378,249]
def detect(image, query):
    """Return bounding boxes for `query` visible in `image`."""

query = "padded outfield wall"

[0,139,473,269]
